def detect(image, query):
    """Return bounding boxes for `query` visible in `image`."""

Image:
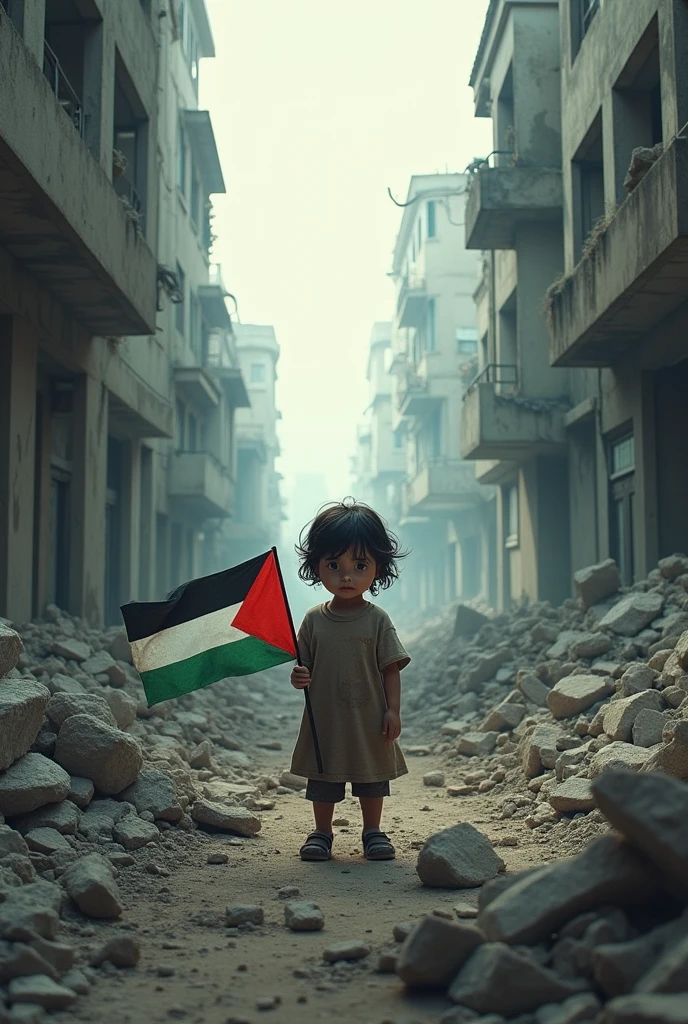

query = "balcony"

[168,451,233,519]
[465,166,563,250]
[0,24,156,335]
[396,275,427,328]
[199,264,232,332]
[174,366,221,411]
[549,139,688,367]
[461,367,567,461]
[406,458,481,515]
[397,369,440,417]
[237,424,268,463]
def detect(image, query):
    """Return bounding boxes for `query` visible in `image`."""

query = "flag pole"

[271,546,324,776]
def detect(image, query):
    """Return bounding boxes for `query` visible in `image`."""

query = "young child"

[289,499,410,862]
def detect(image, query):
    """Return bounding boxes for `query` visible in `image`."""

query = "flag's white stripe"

[130,602,247,673]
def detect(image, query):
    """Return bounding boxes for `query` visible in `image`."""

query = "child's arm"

[382,663,402,742]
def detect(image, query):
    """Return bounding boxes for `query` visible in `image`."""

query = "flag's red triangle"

[231,551,297,658]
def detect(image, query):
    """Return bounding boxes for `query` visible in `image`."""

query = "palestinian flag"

[121,549,297,707]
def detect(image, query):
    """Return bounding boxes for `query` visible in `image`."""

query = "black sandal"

[299,830,333,861]
[362,829,395,861]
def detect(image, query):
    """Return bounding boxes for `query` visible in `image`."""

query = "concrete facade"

[0,0,264,625]
[464,0,688,605]
[549,0,688,587]
[463,0,573,609]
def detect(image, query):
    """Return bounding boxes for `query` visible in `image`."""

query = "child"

[289,498,410,862]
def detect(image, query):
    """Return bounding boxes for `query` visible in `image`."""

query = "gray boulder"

[0,680,51,772]
[632,710,671,748]
[190,799,261,837]
[574,559,621,609]
[603,690,664,742]
[46,692,117,730]
[112,815,159,851]
[12,800,80,836]
[396,916,483,987]
[0,624,23,677]
[61,853,122,918]
[54,714,143,795]
[548,675,614,719]
[121,769,183,822]
[416,824,505,889]
[0,754,70,817]
[599,592,665,637]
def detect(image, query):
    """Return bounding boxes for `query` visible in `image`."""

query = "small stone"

[91,936,141,967]
[416,823,505,889]
[207,853,229,865]
[632,709,671,748]
[8,974,77,1010]
[191,800,261,837]
[24,827,71,855]
[277,886,299,899]
[61,853,122,918]
[589,742,653,777]
[67,777,94,809]
[113,815,159,851]
[284,901,324,932]
[52,638,91,662]
[12,800,80,836]
[156,964,175,977]
[457,732,499,757]
[332,818,349,827]
[423,772,445,788]
[226,905,264,927]
[603,690,664,742]
[619,663,658,696]
[256,996,279,1011]
[393,922,413,942]
[548,777,596,814]
[279,772,306,790]
[517,673,551,707]
[377,950,398,973]
[323,940,370,962]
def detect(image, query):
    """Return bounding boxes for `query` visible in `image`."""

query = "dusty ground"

[64,695,559,1024]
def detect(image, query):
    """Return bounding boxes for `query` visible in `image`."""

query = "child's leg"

[313,801,336,834]
[359,796,384,832]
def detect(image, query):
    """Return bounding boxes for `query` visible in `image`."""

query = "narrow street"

[67,699,550,1024]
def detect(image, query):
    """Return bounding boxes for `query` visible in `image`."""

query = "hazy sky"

[201,0,492,511]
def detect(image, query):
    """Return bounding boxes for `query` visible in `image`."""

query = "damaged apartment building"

[461,0,688,608]
[0,0,282,626]
[353,176,494,614]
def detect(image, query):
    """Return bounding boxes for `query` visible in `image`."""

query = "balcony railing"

[464,363,518,397]
[43,41,85,138]
[114,174,145,231]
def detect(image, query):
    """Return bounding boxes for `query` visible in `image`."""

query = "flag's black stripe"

[120,551,270,643]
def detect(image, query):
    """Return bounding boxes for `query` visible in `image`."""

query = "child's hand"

[382,709,401,743]
[291,666,311,690]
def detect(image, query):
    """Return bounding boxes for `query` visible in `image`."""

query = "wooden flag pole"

[272,546,324,775]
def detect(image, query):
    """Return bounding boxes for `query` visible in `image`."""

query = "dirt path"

[67,706,555,1024]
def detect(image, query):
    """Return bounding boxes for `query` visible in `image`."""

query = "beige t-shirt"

[289,601,410,783]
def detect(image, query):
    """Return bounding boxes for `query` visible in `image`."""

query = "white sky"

[201,0,492,509]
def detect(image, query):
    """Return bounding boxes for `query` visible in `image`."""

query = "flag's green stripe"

[140,635,294,707]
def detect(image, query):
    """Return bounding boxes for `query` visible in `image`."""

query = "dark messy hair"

[295,498,407,596]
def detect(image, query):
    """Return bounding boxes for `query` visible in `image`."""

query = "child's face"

[318,547,377,600]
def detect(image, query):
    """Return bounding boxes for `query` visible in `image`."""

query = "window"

[430,407,442,457]
[609,432,635,585]
[426,299,437,353]
[505,484,519,548]
[179,0,199,82]
[456,327,479,355]
[427,200,436,239]
[394,431,403,449]
[175,263,186,335]
[417,217,422,252]
[189,291,199,353]
[177,120,187,197]
[572,0,600,59]
[190,172,200,228]
[250,362,266,384]
[187,413,198,451]
[175,399,185,449]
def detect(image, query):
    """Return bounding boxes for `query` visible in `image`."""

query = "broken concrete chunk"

[24,827,71,855]
[599,592,665,637]
[602,993,688,1023]
[603,690,664,742]
[284,901,324,932]
[448,942,582,1015]
[112,815,159,851]
[0,624,23,677]
[521,724,563,778]
[457,732,499,757]
[635,933,688,994]
[619,664,658,697]
[190,799,261,836]
[569,633,612,660]
[61,853,122,918]
[51,638,91,662]
[121,769,183,822]
[416,823,505,889]
[517,673,551,707]
[632,709,671,748]
[323,940,370,962]
[12,800,80,837]
[54,714,143,795]
[477,834,658,946]
[548,675,614,719]
[574,559,621,609]
[47,692,117,730]
[589,742,654,778]
[641,720,688,780]
[548,777,596,814]
[0,753,70,817]
[8,974,77,1010]
[396,916,483,988]
[592,770,688,898]
[67,777,94,809]
[0,680,51,773]
[226,904,264,927]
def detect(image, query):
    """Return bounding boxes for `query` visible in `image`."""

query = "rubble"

[416,823,505,888]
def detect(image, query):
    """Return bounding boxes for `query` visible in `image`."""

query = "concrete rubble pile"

[396,768,688,1024]
[0,603,292,1018]
[403,555,688,834]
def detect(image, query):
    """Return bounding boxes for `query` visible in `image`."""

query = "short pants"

[305,779,391,803]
